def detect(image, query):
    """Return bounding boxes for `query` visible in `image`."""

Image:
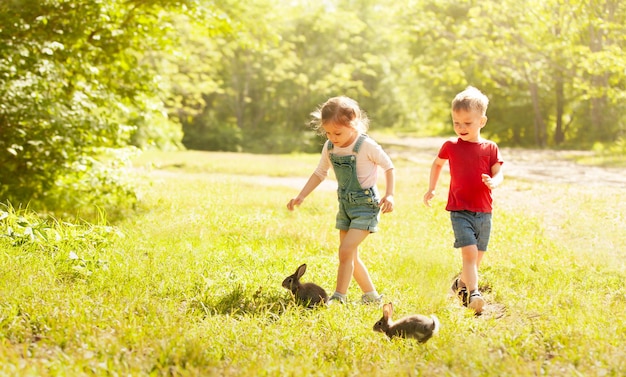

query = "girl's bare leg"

[353,253,375,293]
[335,229,370,294]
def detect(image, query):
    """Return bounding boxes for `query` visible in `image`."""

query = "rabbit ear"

[296,264,307,279]
[383,303,392,319]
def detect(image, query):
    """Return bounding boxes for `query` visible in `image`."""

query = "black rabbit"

[282,264,328,308]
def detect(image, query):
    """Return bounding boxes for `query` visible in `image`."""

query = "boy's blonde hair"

[310,96,369,135]
[452,86,489,116]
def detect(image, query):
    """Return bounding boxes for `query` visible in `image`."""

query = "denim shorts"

[450,211,492,251]
[335,188,380,232]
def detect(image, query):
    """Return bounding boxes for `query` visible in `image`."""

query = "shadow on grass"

[189,284,306,319]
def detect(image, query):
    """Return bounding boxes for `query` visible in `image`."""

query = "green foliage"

[0,203,122,280]
[154,0,626,152]
[44,147,141,220]
[0,0,193,212]
[162,0,420,153]
[182,118,242,152]
[403,0,626,146]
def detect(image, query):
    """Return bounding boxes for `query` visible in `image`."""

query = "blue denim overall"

[328,134,381,232]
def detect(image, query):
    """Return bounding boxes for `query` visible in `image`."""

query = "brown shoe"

[451,278,468,306]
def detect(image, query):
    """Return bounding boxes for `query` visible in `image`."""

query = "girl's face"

[322,122,358,148]
[452,109,487,143]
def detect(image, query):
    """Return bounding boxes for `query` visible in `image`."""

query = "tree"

[402,0,626,147]
[0,0,195,213]
[574,0,626,144]
[170,0,419,153]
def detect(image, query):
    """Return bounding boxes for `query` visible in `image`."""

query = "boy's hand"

[481,174,497,189]
[423,190,435,207]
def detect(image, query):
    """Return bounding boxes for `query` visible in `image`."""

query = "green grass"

[1,150,625,376]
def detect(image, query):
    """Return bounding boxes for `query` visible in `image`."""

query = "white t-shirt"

[313,135,394,189]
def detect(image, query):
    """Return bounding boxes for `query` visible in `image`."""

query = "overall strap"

[352,134,368,153]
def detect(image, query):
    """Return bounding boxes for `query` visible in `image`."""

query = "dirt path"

[245,136,624,194]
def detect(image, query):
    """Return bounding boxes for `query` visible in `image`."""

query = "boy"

[423,86,503,314]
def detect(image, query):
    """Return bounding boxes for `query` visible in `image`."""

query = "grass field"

[1,148,625,376]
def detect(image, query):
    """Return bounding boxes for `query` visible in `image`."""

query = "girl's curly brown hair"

[310,96,369,136]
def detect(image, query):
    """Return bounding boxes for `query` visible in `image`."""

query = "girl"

[287,96,395,304]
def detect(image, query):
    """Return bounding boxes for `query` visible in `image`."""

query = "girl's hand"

[287,197,303,211]
[379,195,394,213]
[481,173,497,189]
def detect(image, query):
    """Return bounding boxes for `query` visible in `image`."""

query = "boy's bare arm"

[424,157,446,207]
[481,162,503,190]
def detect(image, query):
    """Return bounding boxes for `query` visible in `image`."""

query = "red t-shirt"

[438,138,503,213]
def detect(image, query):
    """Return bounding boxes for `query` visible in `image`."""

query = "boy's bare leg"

[460,244,485,313]
[460,244,479,292]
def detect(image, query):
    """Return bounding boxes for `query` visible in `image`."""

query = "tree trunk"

[554,71,565,145]
[529,82,547,148]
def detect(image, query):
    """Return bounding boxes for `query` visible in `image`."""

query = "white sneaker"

[361,293,383,305]
[327,293,346,305]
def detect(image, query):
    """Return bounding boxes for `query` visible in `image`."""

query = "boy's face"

[451,109,487,143]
